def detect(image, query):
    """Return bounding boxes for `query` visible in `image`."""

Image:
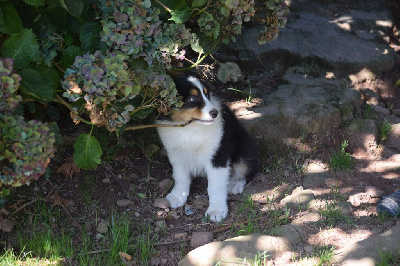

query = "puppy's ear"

[166,70,198,82]
[165,70,182,80]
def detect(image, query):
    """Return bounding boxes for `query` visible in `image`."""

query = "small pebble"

[184,206,194,215]
[95,233,105,241]
[190,232,214,248]
[102,178,110,184]
[117,199,134,207]
[97,221,108,234]
[154,198,170,209]
[174,232,187,239]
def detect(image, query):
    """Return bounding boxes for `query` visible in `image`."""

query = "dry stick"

[125,120,194,131]
[211,216,270,234]
[77,249,111,256]
[155,217,271,246]
[154,238,191,246]
[11,187,57,216]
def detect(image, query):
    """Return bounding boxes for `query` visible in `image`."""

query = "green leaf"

[80,22,106,53]
[1,29,40,69]
[0,2,23,35]
[192,0,207,8]
[19,65,59,101]
[59,0,83,18]
[0,7,4,25]
[137,193,146,199]
[396,79,400,86]
[60,45,82,69]
[73,134,102,170]
[23,0,45,6]
[169,6,191,24]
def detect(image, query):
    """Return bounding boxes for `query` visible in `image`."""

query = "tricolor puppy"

[157,75,260,222]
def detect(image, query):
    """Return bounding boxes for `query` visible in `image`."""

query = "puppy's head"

[171,76,218,125]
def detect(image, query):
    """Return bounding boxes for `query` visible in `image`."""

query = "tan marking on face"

[203,87,208,95]
[190,89,199,96]
[171,108,203,123]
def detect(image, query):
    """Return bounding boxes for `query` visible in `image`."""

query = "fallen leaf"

[56,159,80,178]
[49,192,69,207]
[119,252,132,261]
[0,217,16,233]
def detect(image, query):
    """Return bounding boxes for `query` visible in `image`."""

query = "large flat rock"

[332,224,400,265]
[240,68,362,152]
[179,234,291,265]
[227,0,398,78]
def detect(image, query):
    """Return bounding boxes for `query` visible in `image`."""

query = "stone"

[226,1,396,78]
[95,233,105,241]
[292,212,321,225]
[342,118,378,156]
[384,123,400,151]
[117,199,134,208]
[97,221,108,234]
[280,187,314,210]
[180,234,291,265]
[154,198,170,209]
[241,75,362,153]
[102,178,110,184]
[174,232,187,239]
[365,186,384,198]
[303,162,334,188]
[190,232,214,248]
[349,192,371,207]
[304,245,314,254]
[269,224,304,245]
[193,197,208,209]
[371,105,391,115]
[393,109,400,116]
[332,224,400,265]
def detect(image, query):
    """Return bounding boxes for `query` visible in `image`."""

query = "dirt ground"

[2,1,400,266]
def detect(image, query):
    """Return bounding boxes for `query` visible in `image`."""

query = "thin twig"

[211,216,270,234]
[11,187,57,216]
[77,249,111,255]
[154,238,191,246]
[125,120,193,131]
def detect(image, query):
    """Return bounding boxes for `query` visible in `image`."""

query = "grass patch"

[215,251,270,265]
[318,186,356,228]
[313,246,335,266]
[377,249,400,266]
[379,120,392,144]
[329,140,353,171]
[2,200,160,265]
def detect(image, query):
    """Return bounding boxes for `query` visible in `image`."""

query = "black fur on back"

[212,105,261,182]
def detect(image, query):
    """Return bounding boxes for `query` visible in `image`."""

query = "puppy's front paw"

[205,205,228,222]
[166,193,187,208]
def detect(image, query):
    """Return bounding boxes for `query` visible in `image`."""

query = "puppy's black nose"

[209,109,218,118]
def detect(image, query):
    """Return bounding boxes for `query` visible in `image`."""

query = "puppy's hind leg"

[228,161,247,195]
[166,164,191,208]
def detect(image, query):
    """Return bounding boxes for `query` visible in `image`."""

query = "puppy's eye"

[187,95,199,103]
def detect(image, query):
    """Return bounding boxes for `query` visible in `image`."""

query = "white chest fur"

[158,115,223,174]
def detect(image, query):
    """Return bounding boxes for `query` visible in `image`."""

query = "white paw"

[229,180,246,195]
[166,193,187,208]
[205,205,228,222]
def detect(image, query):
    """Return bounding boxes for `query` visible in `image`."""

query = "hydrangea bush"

[62,51,180,131]
[0,58,55,187]
[0,0,289,185]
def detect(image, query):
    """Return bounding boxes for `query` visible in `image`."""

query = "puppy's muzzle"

[209,109,218,119]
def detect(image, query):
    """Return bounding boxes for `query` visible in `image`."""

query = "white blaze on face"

[187,76,216,123]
